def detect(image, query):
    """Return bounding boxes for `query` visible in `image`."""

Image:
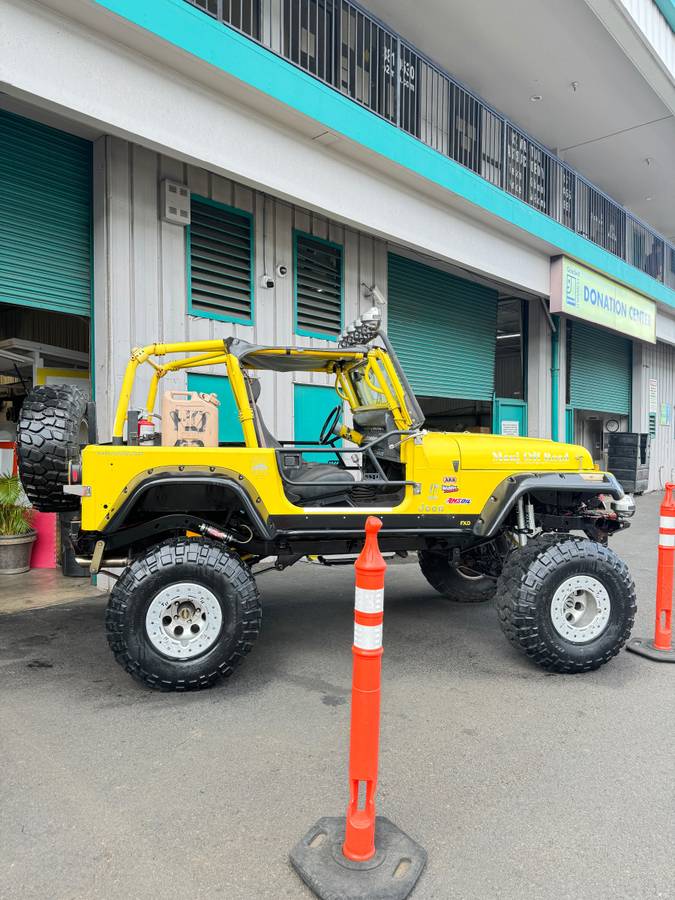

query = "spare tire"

[17,385,89,512]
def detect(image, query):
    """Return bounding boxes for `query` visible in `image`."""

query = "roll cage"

[110,320,421,452]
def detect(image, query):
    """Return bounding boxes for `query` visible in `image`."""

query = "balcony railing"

[186,0,675,292]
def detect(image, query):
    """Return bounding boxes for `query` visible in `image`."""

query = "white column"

[526,299,552,439]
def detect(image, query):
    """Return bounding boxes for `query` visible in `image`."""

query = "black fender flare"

[101,472,275,543]
[474,472,624,538]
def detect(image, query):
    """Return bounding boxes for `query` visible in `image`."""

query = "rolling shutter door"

[569,321,631,415]
[387,253,498,399]
[0,109,92,317]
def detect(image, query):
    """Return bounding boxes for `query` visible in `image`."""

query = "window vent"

[189,199,253,323]
[295,234,342,338]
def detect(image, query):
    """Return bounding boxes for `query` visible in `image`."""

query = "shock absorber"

[199,523,253,544]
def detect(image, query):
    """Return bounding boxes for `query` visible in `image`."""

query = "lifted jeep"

[17,307,637,690]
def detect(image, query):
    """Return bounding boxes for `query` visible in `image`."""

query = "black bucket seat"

[245,378,354,503]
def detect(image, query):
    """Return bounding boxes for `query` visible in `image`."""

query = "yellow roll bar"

[113,341,230,442]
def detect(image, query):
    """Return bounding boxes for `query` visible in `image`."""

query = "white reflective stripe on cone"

[660,516,675,529]
[353,622,383,650]
[354,587,384,614]
[659,533,675,548]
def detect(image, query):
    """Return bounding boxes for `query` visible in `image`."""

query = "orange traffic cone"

[290,517,427,899]
[627,484,675,662]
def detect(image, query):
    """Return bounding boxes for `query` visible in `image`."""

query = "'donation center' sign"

[550,256,656,343]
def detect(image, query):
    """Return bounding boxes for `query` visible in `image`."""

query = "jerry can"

[161,391,220,447]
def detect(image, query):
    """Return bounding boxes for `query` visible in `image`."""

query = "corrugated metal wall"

[641,340,675,491]
[93,136,387,441]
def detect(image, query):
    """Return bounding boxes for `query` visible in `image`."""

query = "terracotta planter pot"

[0,530,37,574]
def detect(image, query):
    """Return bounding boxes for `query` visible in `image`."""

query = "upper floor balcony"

[185,0,675,292]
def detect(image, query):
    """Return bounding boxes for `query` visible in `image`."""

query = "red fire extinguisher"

[138,415,156,443]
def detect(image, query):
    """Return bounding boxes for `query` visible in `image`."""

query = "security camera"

[361,282,386,307]
[370,285,386,307]
[259,274,275,289]
[276,264,288,278]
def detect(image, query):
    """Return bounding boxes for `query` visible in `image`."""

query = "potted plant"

[0,472,36,574]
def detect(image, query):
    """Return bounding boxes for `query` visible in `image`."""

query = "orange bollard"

[627,484,675,662]
[343,515,386,862]
[290,516,427,900]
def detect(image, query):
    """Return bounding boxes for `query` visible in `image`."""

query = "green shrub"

[0,473,33,536]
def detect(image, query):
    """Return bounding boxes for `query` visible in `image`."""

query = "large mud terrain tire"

[496,537,636,673]
[17,385,88,512]
[105,538,262,691]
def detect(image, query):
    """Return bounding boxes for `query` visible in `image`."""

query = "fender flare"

[101,473,274,541]
[474,472,624,538]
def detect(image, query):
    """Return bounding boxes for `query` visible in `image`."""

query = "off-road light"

[361,306,381,328]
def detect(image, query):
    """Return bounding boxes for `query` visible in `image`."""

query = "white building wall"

[0,0,552,302]
[93,136,387,442]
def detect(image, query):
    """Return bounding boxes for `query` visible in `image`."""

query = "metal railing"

[186,0,675,292]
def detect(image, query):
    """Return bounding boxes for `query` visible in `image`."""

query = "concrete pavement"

[0,492,673,900]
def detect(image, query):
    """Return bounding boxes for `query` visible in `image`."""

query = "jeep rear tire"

[105,538,262,691]
[496,537,636,673]
[17,385,89,512]
[418,539,510,603]
[418,551,495,602]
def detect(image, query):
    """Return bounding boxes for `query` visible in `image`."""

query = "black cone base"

[626,636,675,662]
[290,816,426,900]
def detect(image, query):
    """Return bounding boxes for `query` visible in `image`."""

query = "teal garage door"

[569,322,632,415]
[187,373,244,443]
[387,254,498,399]
[0,109,92,317]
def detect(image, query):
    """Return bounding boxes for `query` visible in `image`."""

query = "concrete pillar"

[556,317,568,442]
[527,299,552,438]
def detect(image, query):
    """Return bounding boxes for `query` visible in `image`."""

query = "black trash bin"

[607,433,650,494]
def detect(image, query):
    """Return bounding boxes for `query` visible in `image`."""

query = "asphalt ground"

[1,492,673,900]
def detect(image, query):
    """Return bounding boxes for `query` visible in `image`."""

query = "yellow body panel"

[81,432,594,532]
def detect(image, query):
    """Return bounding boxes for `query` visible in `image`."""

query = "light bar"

[338,307,381,348]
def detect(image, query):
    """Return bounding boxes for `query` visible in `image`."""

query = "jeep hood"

[421,431,594,471]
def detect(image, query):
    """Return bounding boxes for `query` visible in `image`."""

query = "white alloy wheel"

[550,575,611,644]
[145,582,223,659]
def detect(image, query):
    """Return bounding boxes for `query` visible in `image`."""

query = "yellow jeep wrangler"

[17,307,637,690]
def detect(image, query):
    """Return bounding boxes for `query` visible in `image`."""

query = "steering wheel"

[319,404,343,446]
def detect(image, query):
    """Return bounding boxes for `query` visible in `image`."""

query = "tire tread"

[104,537,262,691]
[495,534,636,673]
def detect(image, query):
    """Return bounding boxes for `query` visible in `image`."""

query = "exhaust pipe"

[75,556,129,569]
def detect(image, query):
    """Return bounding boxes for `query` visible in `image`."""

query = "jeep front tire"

[105,538,262,691]
[496,537,636,673]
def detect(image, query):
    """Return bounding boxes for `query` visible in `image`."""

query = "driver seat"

[245,378,354,503]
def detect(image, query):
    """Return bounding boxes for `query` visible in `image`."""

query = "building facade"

[0,0,674,491]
